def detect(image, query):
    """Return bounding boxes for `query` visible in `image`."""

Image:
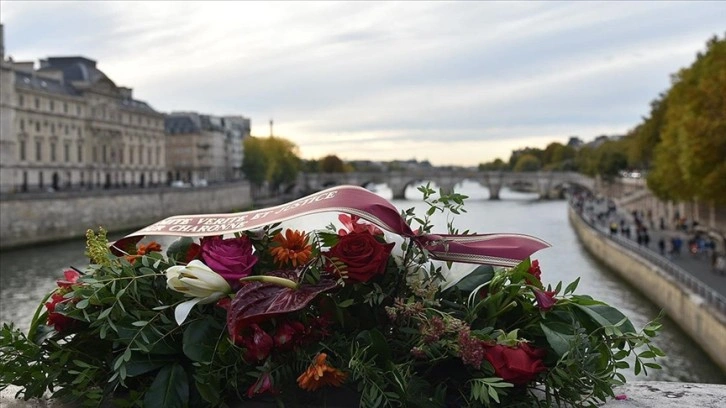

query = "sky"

[1,1,724,166]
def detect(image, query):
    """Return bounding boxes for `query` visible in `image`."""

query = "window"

[78,128,82,137]
[156,146,161,165]
[64,143,70,162]
[51,123,55,134]
[120,148,124,164]
[130,146,134,164]
[19,140,26,161]
[65,125,69,135]
[50,142,57,162]
[102,145,108,163]
[35,122,40,132]
[35,141,42,161]
[77,144,83,162]
[138,146,143,164]
[19,119,24,131]
[63,102,68,113]
[92,146,97,162]
[35,98,40,109]
[76,105,81,115]
[18,95,24,107]
[50,101,55,111]
[147,149,152,165]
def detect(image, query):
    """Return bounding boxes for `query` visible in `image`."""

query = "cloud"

[1,1,724,165]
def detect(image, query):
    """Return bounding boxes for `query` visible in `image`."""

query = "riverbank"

[0,181,252,249]
[568,205,726,373]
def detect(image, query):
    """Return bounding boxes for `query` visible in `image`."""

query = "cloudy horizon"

[1,1,723,166]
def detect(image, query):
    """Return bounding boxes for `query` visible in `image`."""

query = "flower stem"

[239,275,299,289]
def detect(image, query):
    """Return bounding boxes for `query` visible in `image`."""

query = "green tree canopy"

[648,35,726,204]
[513,154,542,172]
[242,136,301,191]
[320,155,347,173]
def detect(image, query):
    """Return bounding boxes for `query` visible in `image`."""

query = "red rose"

[200,236,258,284]
[484,343,546,385]
[325,232,394,283]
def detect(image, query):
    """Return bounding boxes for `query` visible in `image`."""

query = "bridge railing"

[572,203,726,316]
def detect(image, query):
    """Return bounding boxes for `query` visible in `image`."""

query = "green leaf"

[143,363,189,408]
[574,304,636,333]
[445,265,495,294]
[183,318,223,363]
[126,353,174,377]
[540,322,575,357]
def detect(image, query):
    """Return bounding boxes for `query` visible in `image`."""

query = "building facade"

[165,112,249,185]
[0,31,166,193]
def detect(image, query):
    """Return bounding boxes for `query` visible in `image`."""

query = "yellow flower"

[270,229,312,267]
[297,353,348,392]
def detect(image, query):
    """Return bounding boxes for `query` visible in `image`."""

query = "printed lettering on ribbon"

[118,185,550,267]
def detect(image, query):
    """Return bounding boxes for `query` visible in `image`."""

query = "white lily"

[166,260,231,325]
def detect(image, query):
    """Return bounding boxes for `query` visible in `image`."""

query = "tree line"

[242,35,724,205]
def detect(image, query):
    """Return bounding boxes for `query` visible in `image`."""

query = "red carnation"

[534,289,557,311]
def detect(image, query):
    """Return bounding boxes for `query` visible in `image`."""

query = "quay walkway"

[578,200,726,315]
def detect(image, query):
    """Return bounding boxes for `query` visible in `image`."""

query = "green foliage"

[320,155,348,173]
[649,34,726,204]
[513,154,542,172]
[242,136,301,191]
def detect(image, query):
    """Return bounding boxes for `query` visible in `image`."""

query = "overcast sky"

[1,1,723,166]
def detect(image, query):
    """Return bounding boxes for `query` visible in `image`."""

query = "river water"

[1,182,723,383]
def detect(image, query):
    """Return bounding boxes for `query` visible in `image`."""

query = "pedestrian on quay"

[658,238,666,256]
[643,228,650,248]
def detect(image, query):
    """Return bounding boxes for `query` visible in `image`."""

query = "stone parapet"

[0,182,252,249]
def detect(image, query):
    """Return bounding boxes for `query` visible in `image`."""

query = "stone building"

[165,112,249,185]
[0,27,166,193]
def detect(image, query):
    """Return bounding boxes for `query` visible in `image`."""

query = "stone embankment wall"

[569,207,726,373]
[0,182,252,249]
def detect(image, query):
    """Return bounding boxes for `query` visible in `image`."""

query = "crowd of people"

[571,191,725,275]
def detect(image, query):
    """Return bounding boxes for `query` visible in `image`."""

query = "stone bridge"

[296,170,595,199]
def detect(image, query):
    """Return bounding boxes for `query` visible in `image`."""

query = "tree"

[241,137,268,189]
[513,154,541,172]
[320,155,347,173]
[478,158,507,171]
[627,95,668,170]
[651,35,726,204]
[241,136,301,192]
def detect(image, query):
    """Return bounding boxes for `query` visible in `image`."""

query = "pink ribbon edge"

[112,185,551,267]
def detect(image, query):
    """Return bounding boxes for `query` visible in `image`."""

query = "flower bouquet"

[0,185,663,407]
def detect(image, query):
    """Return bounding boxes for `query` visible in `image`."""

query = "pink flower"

[614,394,628,400]
[533,289,557,311]
[56,269,80,288]
[200,236,257,285]
[247,371,276,398]
[338,214,383,236]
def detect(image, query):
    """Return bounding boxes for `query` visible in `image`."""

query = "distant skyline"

[1,1,724,166]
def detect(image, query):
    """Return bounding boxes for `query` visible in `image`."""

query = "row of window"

[18,94,163,129]
[18,94,83,116]
[18,139,164,167]
[19,118,83,136]
[18,170,166,192]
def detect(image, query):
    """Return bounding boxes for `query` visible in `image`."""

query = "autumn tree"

[320,155,347,173]
[478,158,508,171]
[648,34,726,204]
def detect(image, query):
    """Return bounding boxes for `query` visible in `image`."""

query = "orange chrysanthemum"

[297,353,348,392]
[124,241,162,262]
[270,229,312,267]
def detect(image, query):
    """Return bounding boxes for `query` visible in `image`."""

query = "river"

[1,182,724,383]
